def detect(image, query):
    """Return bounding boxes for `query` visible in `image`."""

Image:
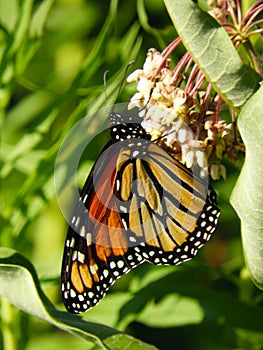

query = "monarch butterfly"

[61,109,220,314]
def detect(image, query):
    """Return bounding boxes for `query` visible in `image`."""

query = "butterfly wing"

[61,139,220,314]
[61,143,146,313]
[114,141,220,265]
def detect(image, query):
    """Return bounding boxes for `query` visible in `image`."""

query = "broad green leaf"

[137,293,203,327]
[163,0,261,111]
[83,293,133,330]
[119,267,263,332]
[230,85,263,289]
[0,248,157,350]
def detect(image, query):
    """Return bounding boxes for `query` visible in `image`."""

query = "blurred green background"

[1,0,263,349]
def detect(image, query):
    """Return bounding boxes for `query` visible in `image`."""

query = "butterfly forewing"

[61,112,220,314]
[61,142,146,313]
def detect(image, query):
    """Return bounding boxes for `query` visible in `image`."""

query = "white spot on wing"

[122,218,128,230]
[90,264,98,275]
[70,237,75,248]
[110,261,116,269]
[77,251,85,263]
[70,289,76,298]
[75,216,80,228]
[120,205,128,213]
[72,250,77,261]
[80,225,86,237]
[83,194,88,203]
[103,270,109,278]
[117,260,124,269]
[78,295,85,302]
[86,233,92,245]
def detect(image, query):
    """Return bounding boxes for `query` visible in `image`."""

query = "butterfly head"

[109,112,151,143]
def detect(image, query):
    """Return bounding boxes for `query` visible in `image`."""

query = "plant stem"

[1,298,17,350]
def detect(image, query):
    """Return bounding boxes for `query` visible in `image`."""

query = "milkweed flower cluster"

[127,48,233,180]
[127,0,263,180]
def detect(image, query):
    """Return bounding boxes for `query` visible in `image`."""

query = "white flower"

[143,49,163,76]
[128,92,145,110]
[141,119,161,139]
[137,77,154,94]
[180,139,207,175]
[160,108,177,124]
[127,69,143,83]
[196,150,207,168]
[184,148,194,168]
[177,127,188,143]
[200,166,209,178]
[210,163,226,180]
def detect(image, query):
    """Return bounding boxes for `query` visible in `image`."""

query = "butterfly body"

[61,111,220,314]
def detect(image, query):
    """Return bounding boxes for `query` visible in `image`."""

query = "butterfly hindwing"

[114,141,220,265]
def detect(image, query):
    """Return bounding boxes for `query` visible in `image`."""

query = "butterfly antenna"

[153,128,176,143]
[138,87,153,117]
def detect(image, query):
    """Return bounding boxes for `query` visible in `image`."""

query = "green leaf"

[137,0,166,49]
[83,292,133,330]
[0,248,157,350]
[3,90,55,136]
[30,0,55,38]
[230,84,263,290]
[137,293,203,327]
[119,267,263,333]
[10,0,34,54]
[0,0,19,32]
[163,0,261,111]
